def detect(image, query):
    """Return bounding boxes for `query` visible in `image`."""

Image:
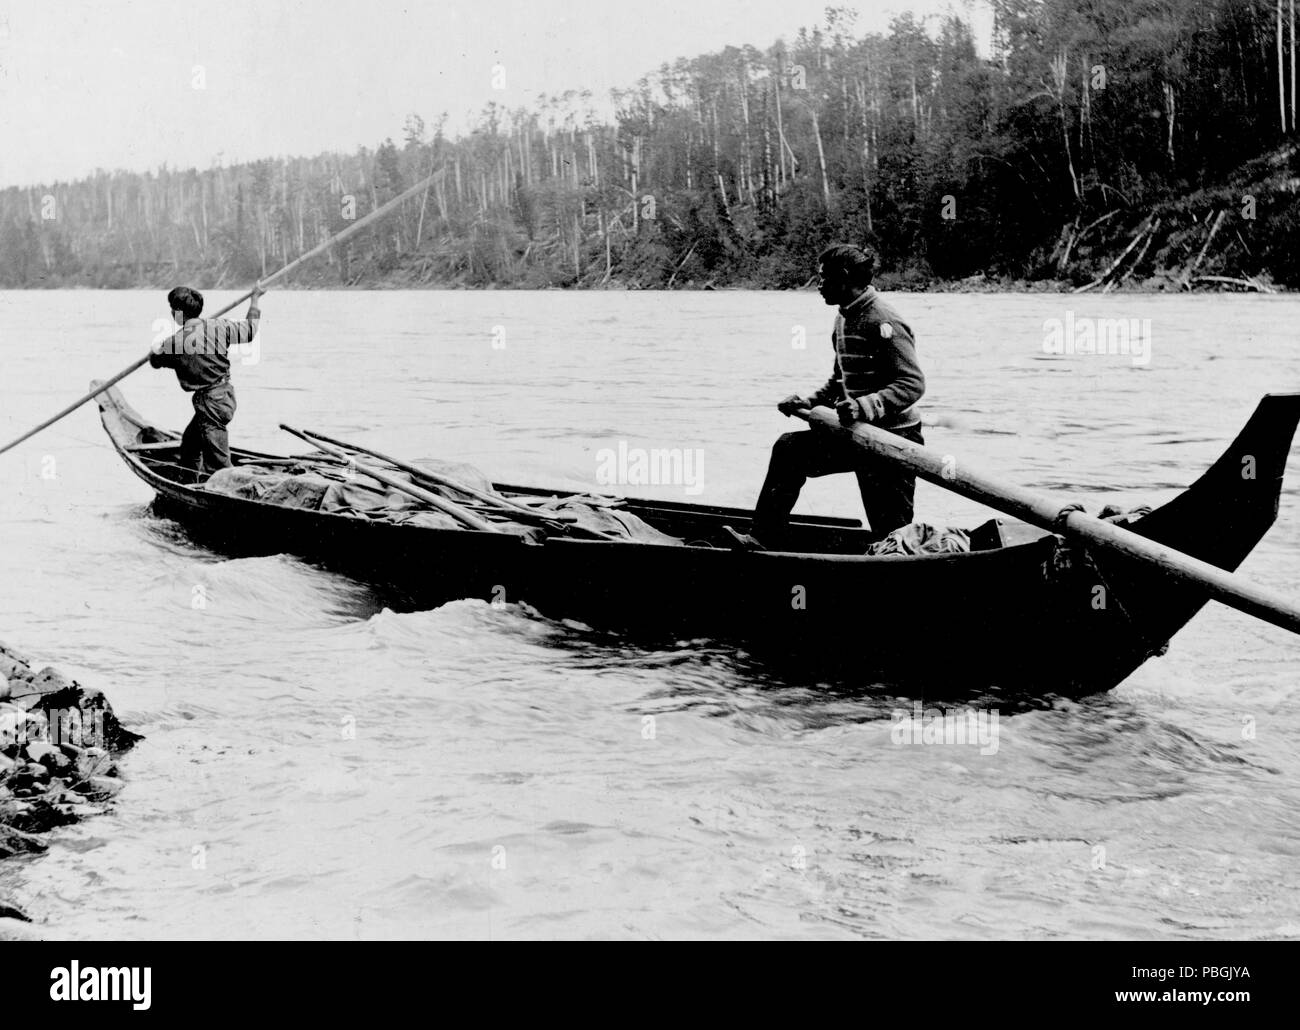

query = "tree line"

[2,0,1299,291]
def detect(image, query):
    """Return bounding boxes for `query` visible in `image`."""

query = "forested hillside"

[3,0,1299,291]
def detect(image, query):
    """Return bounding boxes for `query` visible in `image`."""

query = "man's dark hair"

[818,244,877,287]
[167,286,204,320]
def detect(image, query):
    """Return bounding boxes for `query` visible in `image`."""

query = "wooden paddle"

[0,168,446,459]
[791,406,1300,636]
[279,424,503,533]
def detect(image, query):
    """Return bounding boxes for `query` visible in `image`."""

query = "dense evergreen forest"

[3,0,1300,291]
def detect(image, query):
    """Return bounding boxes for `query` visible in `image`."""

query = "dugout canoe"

[94,383,1300,696]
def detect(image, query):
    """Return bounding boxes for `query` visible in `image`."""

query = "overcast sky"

[0,0,990,188]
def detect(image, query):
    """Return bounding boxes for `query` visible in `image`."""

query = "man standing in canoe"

[149,285,261,481]
[733,244,925,549]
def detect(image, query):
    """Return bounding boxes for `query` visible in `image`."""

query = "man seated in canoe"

[149,285,261,482]
[731,244,925,550]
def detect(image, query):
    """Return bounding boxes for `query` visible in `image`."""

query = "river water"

[0,288,1297,940]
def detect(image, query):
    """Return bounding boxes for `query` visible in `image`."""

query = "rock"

[29,667,73,696]
[0,900,30,922]
[23,741,56,765]
[6,798,78,833]
[4,686,40,712]
[7,667,73,710]
[0,822,46,858]
[74,747,111,783]
[0,711,47,759]
[21,763,49,782]
[0,641,139,861]
[33,685,142,751]
[0,705,22,748]
[82,776,124,800]
[0,641,32,680]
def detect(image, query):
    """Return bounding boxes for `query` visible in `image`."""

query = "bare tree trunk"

[856,77,874,233]
[415,168,432,249]
[1079,56,1093,174]
[774,61,787,189]
[1280,0,1288,133]
[1164,82,1177,163]
[910,64,919,129]
[842,74,850,151]
[810,109,831,208]
[710,98,721,182]
[761,88,774,209]
[1050,50,1081,203]
[739,61,753,204]
[631,137,640,232]
[600,209,611,284]
[1061,102,1080,200]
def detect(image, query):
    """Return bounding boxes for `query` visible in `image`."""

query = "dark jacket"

[806,288,924,429]
[150,308,259,392]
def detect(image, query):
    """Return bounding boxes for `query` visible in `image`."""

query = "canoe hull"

[95,384,1300,697]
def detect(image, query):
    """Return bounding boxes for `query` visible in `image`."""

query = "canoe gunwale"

[94,383,1297,579]
[95,384,1052,565]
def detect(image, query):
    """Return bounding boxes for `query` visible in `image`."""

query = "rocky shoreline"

[1,640,141,908]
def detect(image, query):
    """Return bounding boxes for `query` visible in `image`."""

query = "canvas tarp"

[203,458,683,542]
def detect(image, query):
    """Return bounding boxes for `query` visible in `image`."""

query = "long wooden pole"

[0,168,445,458]
[279,424,503,534]
[792,407,1300,636]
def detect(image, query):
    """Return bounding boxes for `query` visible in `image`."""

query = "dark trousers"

[179,381,236,479]
[753,423,924,541]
